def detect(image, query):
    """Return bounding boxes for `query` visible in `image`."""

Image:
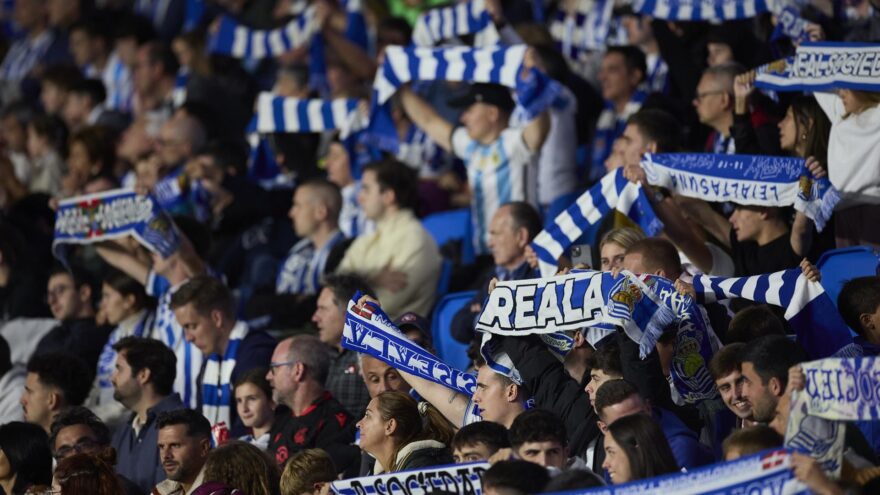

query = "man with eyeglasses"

[49,406,143,495]
[32,264,112,376]
[266,334,357,473]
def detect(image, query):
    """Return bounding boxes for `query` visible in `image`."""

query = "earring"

[800,133,807,141]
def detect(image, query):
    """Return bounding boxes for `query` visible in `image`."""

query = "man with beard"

[154,409,212,495]
[111,337,183,494]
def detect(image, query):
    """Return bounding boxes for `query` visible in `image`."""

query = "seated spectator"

[451,421,510,464]
[155,409,213,495]
[279,449,337,495]
[21,352,92,433]
[198,441,280,495]
[266,335,357,471]
[708,343,755,428]
[311,273,373,418]
[52,449,126,494]
[359,355,411,398]
[452,202,542,344]
[233,368,276,450]
[594,379,714,471]
[336,159,442,318]
[48,406,143,495]
[0,336,25,424]
[34,264,113,373]
[24,113,65,195]
[357,391,454,474]
[725,306,786,344]
[508,409,570,470]
[481,460,550,495]
[111,336,184,493]
[0,421,52,495]
[170,275,275,435]
[63,78,129,134]
[86,269,155,426]
[836,276,880,357]
[722,425,783,461]
[602,414,679,484]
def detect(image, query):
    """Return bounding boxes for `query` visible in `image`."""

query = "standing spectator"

[336,159,442,318]
[739,335,808,425]
[154,409,212,495]
[33,264,112,373]
[20,352,92,433]
[197,441,281,495]
[358,355,411,398]
[170,275,275,435]
[397,81,550,255]
[111,336,184,494]
[0,422,53,495]
[233,368,276,450]
[694,63,751,155]
[471,365,527,429]
[311,273,373,418]
[266,335,357,470]
[602,414,680,484]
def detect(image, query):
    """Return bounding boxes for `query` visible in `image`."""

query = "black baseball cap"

[447,83,515,113]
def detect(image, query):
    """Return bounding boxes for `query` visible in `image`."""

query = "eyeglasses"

[53,438,99,460]
[693,90,727,102]
[268,360,298,371]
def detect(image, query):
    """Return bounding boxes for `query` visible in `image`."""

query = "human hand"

[800,258,821,282]
[788,365,806,393]
[524,245,538,269]
[488,277,499,294]
[674,279,696,299]
[790,452,842,495]
[805,156,826,179]
[623,164,649,189]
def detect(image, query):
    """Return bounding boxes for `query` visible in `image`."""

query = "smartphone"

[570,244,593,269]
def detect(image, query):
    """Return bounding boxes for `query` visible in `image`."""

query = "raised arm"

[95,243,151,286]
[399,370,470,428]
[398,86,454,152]
[522,111,550,152]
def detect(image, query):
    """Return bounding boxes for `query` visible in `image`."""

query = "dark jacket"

[33,318,113,374]
[395,441,454,472]
[113,393,186,494]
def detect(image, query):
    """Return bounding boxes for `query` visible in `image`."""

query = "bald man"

[156,112,206,172]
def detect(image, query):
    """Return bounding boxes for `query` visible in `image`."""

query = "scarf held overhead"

[631,0,771,21]
[331,461,490,495]
[342,297,476,396]
[641,152,839,231]
[549,0,616,59]
[208,9,318,60]
[412,0,498,47]
[530,168,663,277]
[755,42,880,92]
[53,188,180,266]
[254,93,360,133]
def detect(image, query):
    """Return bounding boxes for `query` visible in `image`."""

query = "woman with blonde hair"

[598,227,646,271]
[357,391,455,474]
[196,441,280,495]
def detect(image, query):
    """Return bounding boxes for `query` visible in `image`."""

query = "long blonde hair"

[375,391,455,471]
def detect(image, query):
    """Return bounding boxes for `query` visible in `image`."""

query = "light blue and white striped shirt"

[0,29,55,82]
[85,52,133,112]
[276,231,345,295]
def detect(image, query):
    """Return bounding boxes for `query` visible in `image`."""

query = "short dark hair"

[49,406,111,450]
[726,305,786,343]
[28,113,66,149]
[321,272,375,311]
[541,469,604,492]
[481,460,550,495]
[113,337,177,396]
[838,276,880,337]
[585,338,622,376]
[503,201,542,242]
[508,409,567,449]
[50,262,99,306]
[233,367,272,401]
[156,409,212,440]
[708,342,746,381]
[69,17,113,46]
[40,64,84,91]
[605,45,647,82]
[722,425,783,459]
[741,335,807,389]
[196,140,249,177]
[451,421,510,453]
[26,353,92,407]
[362,159,419,212]
[593,379,640,420]
[69,125,116,176]
[169,275,235,320]
[626,109,682,153]
[141,41,180,78]
[625,238,682,280]
[69,78,107,106]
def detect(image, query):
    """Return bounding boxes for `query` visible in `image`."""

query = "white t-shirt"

[451,127,537,253]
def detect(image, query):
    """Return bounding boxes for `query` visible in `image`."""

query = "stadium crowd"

[0,0,879,494]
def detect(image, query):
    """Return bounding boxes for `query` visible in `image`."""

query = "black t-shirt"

[268,392,358,472]
[730,229,802,276]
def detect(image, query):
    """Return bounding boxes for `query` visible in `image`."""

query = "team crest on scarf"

[609,275,653,317]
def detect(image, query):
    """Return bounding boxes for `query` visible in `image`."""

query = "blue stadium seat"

[817,246,880,307]
[422,208,475,264]
[435,258,453,300]
[431,291,477,372]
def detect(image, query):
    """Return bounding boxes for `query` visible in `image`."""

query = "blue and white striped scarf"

[590,90,646,181]
[254,93,360,133]
[692,269,853,359]
[331,461,490,495]
[412,0,499,47]
[208,9,318,60]
[201,321,248,429]
[152,168,212,223]
[342,296,476,396]
[531,168,663,277]
[606,271,721,403]
[755,42,880,92]
[369,44,562,152]
[641,152,840,231]
[631,0,770,21]
[770,6,811,43]
[549,0,616,60]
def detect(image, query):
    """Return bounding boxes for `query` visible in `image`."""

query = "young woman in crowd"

[51,449,123,495]
[598,227,646,271]
[602,414,680,484]
[233,367,277,450]
[198,441,281,495]
[86,269,154,425]
[0,422,52,495]
[357,391,455,474]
